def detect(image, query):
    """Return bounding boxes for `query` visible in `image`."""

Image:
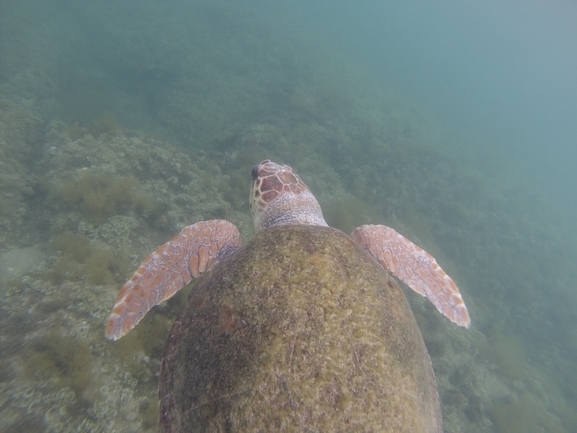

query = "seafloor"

[1,1,576,433]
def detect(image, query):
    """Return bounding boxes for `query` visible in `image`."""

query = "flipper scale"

[105,220,241,340]
[351,224,470,328]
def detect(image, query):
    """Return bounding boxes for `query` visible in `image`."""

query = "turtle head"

[250,160,328,232]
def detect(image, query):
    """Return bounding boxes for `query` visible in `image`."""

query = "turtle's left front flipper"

[351,224,470,328]
[106,220,242,341]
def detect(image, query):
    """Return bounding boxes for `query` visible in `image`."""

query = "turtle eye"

[251,165,260,181]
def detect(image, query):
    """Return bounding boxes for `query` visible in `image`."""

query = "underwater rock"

[0,245,44,285]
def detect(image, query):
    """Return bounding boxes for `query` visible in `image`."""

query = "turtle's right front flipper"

[351,224,470,328]
[105,220,242,341]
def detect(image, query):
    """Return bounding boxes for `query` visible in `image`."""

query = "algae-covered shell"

[158,224,441,433]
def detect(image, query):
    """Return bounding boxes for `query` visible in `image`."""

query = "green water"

[1,1,576,432]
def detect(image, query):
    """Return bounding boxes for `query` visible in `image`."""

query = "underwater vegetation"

[479,329,577,432]
[48,171,161,225]
[488,394,569,433]
[0,117,232,431]
[48,231,131,286]
[22,332,92,396]
[65,114,120,141]
[323,194,380,234]
[483,331,533,382]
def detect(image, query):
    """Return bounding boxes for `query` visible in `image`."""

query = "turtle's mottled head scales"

[250,160,328,232]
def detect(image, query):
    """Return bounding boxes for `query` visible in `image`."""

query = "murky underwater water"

[1,1,576,432]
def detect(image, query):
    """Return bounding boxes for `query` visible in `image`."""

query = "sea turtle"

[106,160,470,432]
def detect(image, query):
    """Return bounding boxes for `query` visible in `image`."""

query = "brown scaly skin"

[106,220,241,341]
